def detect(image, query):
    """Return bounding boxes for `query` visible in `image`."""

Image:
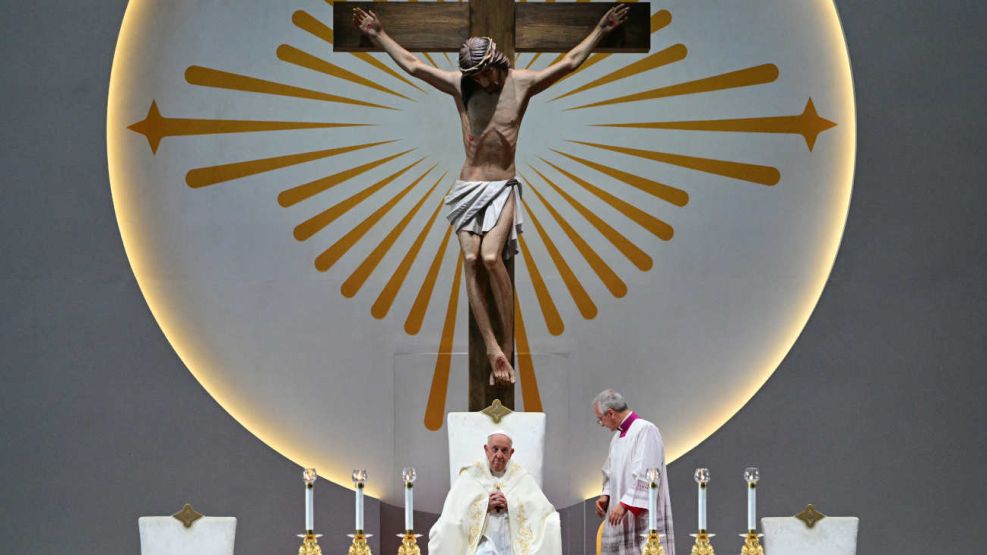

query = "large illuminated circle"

[108,0,855,511]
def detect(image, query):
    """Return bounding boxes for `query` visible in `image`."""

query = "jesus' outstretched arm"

[352,7,459,96]
[518,4,630,96]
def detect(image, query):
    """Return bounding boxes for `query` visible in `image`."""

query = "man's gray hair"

[593,389,629,412]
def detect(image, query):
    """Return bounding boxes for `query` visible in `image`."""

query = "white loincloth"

[445,178,524,258]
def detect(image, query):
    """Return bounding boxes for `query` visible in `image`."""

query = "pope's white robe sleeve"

[428,470,484,555]
[601,453,612,497]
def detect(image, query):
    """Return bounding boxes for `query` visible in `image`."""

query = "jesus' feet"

[487,352,516,386]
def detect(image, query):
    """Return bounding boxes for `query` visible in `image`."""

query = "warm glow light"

[108,0,854,508]
[107,0,380,496]
[573,0,856,498]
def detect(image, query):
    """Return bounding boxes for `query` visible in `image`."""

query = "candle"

[744,467,759,532]
[306,486,314,530]
[402,467,417,531]
[694,468,709,531]
[303,468,317,532]
[645,468,660,531]
[352,469,368,531]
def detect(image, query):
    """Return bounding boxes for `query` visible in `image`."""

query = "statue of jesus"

[354,4,629,387]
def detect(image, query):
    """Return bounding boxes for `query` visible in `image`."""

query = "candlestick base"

[689,531,715,555]
[296,532,323,555]
[641,530,666,555]
[395,531,422,555]
[738,531,764,555]
[348,531,373,555]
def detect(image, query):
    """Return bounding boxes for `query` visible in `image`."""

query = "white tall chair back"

[447,411,546,487]
[762,516,858,555]
[139,516,237,555]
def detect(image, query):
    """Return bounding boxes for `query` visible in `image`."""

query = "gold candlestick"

[396,531,421,555]
[739,531,764,555]
[348,531,372,555]
[641,530,666,555]
[690,531,715,555]
[298,532,323,555]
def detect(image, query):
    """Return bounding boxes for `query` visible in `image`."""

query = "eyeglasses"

[596,409,613,424]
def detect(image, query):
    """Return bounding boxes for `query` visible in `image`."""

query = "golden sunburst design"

[125,1,838,433]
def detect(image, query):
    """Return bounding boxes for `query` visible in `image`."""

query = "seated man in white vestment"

[428,431,562,555]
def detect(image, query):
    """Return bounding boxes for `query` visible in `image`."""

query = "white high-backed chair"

[139,504,236,555]
[763,506,858,555]
[447,403,546,486]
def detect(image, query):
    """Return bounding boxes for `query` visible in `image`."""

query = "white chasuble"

[428,460,561,555]
[601,416,676,555]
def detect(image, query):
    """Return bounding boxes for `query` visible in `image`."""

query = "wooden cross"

[334,1,650,411]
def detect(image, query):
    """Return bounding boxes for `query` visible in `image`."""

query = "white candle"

[356,484,364,531]
[698,483,707,531]
[747,483,756,531]
[648,482,658,531]
[404,484,414,531]
[305,484,314,531]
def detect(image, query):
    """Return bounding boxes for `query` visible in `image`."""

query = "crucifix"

[335,1,649,412]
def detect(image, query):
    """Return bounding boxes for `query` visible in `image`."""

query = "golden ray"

[568,63,779,110]
[552,43,686,101]
[406,225,455,335]
[570,140,780,186]
[292,10,334,43]
[529,165,653,271]
[518,234,564,336]
[548,9,670,87]
[519,174,627,298]
[316,165,436,271]
[524,53,542,70]
[513,295,543,412]
[442,52,453,66]
[542,158,675,240]
[522,199,597,319]
[185,66,396,110]
[277,44,415,101]
[292,10,425,92]
[186,141,396,189]
[341,173,445,297]
[551,149,689,207]
[278,150,414,208]
[650,7,672,32]
[422,52,440,68]
[423,255,462,431]
[127,100,369,155]
[593,98,838,151]
[372,199,447,319]
[293,156,424,239]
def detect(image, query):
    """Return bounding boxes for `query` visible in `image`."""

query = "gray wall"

[1,1,984,554]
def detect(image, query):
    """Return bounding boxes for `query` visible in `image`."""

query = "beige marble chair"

[139,504,236,555]
[763,506,858,555]
[446,404,546,487]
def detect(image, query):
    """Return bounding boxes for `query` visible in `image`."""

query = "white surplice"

[428,459,561,555]
[600,415,676,555]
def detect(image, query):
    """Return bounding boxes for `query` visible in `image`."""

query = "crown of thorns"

[459,37,498,76]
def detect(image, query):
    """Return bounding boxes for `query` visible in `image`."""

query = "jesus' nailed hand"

[353,5,629,387]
